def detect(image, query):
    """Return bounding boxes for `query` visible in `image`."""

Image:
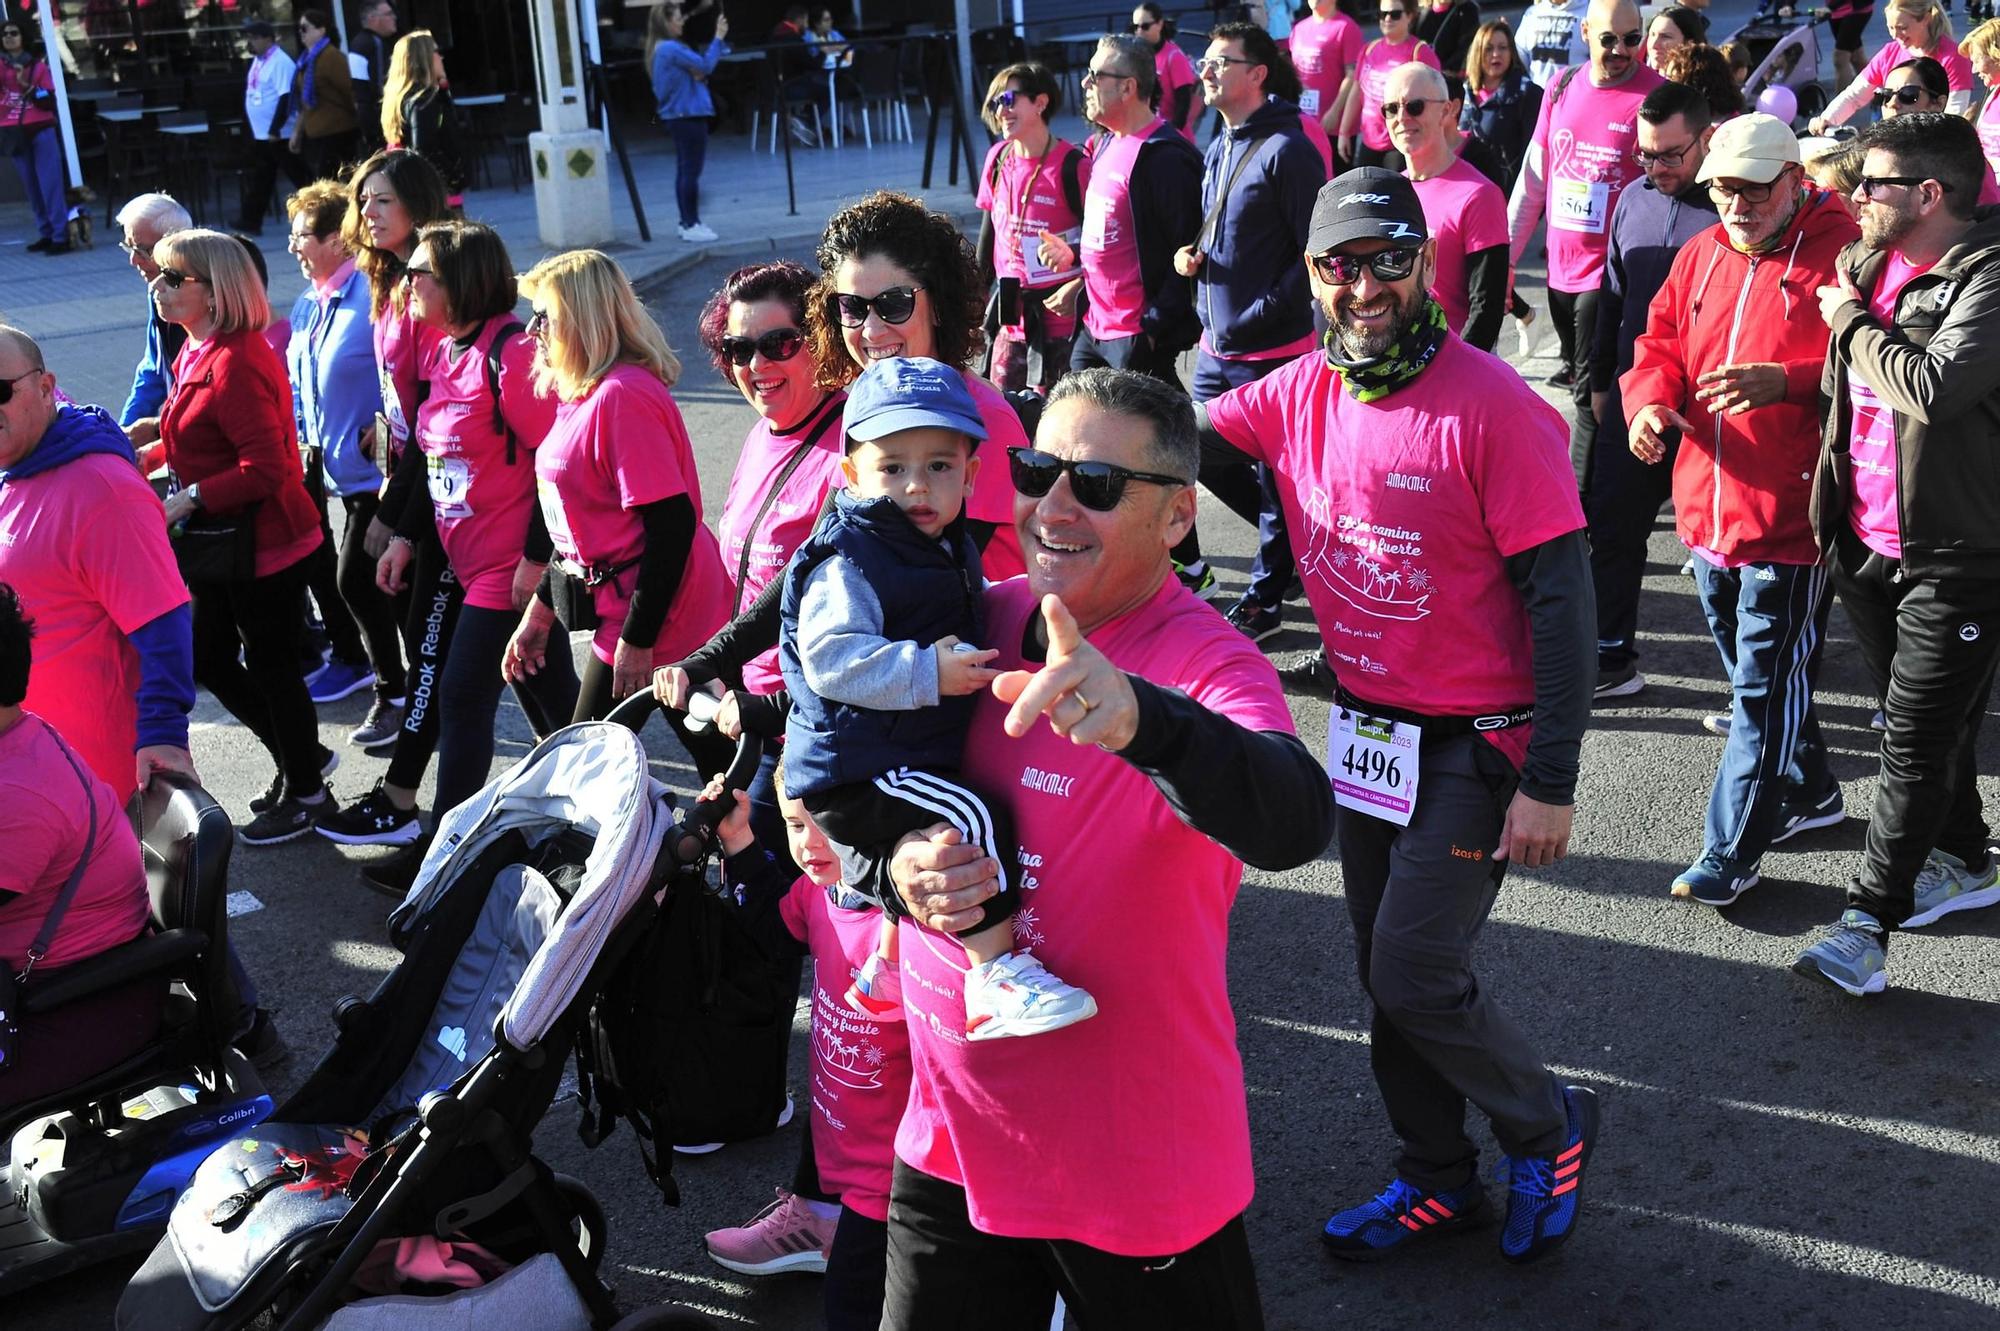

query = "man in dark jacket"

[1586,80,1716,699]
[1798,113,2000,997]
[1171,21,1322,643]
[1061,34,1203,386]
[350,0,399,149]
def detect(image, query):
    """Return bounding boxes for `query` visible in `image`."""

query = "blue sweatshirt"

[1589,178,1719,395]
[288,265,386,498]
[120,302,187,427]
[1195,97,1323,358]
[1,405,194,752]
[651,37,729,120]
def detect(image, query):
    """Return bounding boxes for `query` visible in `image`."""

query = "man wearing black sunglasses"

[878,366,1333,1329]
[1506,0,1661,486]
[1199,169,1602,1267]
[1798,113,2000,996]
[1067,35,1204,389]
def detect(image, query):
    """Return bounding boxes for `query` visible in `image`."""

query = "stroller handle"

[603,690,766,841]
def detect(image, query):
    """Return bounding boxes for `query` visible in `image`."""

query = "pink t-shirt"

[1979,94,2000,204]
[0,716,150,971]
[1529,64,1662,293]
[716,394,849,695]
[779,878,912,1223]
[1299,110,1336,174]
[1409,155,1510,334]
[976,138,1090,291]
[535,365,731,666]
[1080,117,1166,342]
[1205,337,1583,718]
[1290,12,1364,122]
[1861,39,1975,94]
[373,299,438,459]
[1847,253,1935,559]
[893,577,1295,1256]
[966,375,1028,581]
[1155,41,1203,141]
[1357,37,1439,151]
[0,452,189,801]
[415,321,559,611]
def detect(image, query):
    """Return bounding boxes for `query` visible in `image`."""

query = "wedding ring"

[1072,689,1095,714]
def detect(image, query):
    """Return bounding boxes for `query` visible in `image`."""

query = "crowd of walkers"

[6,1,2000,1327]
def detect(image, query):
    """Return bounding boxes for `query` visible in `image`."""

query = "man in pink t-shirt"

[877,369,1335,1327]
[1506,0,1662,488]
[1200,170,1601,1266]
[1797,115,2000,997]
[1389,62,1510,350]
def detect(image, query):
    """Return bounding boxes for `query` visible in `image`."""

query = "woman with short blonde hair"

[504,250,732,747]
[522,247,681,402]
[1810,0,1975,131]
[148,228,329,844]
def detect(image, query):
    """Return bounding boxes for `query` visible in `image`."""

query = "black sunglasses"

[154,267,205,289]
[1378,8,1409,18]
[1007,446,1186,511]
[0,368,42,405]
[526,308,551,338]
[1309,246,1421,286]
[1596,29,1644,49]
[987,89,1019,113]
[832,285,923,327]
[1129,18,1160,30]
[401,263,435,285]
[1379,98,1433,120]
[720,327,804,366]
[1873,84,1936,106]
[1858,174,1950,198]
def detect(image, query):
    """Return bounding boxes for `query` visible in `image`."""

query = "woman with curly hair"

[803,190,1029,577]
[1659,44,1745,121]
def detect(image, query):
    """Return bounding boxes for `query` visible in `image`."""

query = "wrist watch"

[184,482,204,510]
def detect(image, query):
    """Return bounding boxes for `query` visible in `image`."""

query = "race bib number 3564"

[1328,710,1420,826]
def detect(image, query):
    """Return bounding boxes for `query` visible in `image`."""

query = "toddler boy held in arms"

[776,356,1094,1040]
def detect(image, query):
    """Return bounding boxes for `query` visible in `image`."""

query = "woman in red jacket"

[150,229,329,845]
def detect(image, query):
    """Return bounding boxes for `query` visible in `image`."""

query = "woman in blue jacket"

[648,3,731,243]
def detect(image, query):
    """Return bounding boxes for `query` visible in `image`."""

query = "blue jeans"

[1190,350,1297,607]
[11,124,65,243]
[663,115,709,226]
[1690,554,1837,866]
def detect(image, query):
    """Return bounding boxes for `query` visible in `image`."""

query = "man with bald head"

[0,326,196,800]
[1507,0,1661,492]
[1388,61,1509,351]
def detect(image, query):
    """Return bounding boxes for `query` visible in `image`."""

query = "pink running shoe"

[704,1188,837,1276]
[844,953,905,1022]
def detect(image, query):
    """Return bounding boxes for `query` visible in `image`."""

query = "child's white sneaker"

[964,951,1097,1041]
[844,953,904,1022]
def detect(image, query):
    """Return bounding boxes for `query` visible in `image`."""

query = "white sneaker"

[674,1093,794,1155]
[964,951,1097,1041]
[679,222,719,243]
[1700,713,1732,737]
[1515,310,1543,360]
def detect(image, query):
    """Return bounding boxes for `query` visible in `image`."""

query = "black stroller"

[116,704,759,1331]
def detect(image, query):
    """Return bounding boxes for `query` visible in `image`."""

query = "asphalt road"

[18,105,2000,1331]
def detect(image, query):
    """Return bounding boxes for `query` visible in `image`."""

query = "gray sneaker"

[349,695,406,749]
[1903,849,2000,929]
[1792,909,1887,996]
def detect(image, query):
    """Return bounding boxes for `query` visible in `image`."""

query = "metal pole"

[36,0,80,186]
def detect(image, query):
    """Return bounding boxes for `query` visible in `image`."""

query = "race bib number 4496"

[1328,710,1420,826]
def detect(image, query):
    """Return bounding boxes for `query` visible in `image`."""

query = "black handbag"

[173,503,260,585]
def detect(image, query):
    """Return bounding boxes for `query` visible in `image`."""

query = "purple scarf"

[300,37,331,110]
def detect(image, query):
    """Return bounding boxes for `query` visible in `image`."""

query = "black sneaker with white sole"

[315,779,423,846]
[1225,598,1284,644]
[239,794,328,846]
[249,746,340,814]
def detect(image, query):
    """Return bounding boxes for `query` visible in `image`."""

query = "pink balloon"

[1757,84,1800,125]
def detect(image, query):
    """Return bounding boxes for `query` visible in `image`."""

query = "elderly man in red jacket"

[1622,113,1858,910]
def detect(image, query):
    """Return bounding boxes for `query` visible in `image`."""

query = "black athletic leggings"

[433,604,582,818]
[383,534,458,794]
[190,553,326,796]
[336,491,408,697]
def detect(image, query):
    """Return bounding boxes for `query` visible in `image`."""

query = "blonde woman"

[1808,0,1973,132]
[1964,19,2000,197]
[380,30,464,207]
[147,230,328,843]
[505,251,732,754]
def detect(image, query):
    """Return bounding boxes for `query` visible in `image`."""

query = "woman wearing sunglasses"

[150,231,329,844]
[976,62,1089,395]
[0,22,66,256]
[1132,4,1204,142]
[1809,0,1973,134]
[507,250,731,748]
[1342,0,1440,168]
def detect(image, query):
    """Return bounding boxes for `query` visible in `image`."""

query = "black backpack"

[572,870,797,1205]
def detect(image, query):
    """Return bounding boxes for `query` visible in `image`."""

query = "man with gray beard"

[1194,168,1602,1264]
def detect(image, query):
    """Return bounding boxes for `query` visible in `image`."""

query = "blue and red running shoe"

[1499,1084,1600,1264]
[1320,1176,1487,1261]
